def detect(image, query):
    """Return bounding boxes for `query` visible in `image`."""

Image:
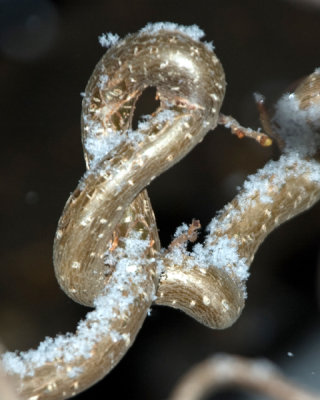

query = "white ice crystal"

[98,32,120,48]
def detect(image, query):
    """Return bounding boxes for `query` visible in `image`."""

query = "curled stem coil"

[1,24,320,400]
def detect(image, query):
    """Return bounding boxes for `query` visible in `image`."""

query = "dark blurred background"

[0,0,320,399]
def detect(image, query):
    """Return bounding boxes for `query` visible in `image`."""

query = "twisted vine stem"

[1,23,320,400]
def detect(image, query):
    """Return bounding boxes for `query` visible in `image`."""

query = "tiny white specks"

[210,93,219,101]
[246,233,254,242]
[212,57,218,65]
[56,229,63,239]
[72,261,80,269]
[211,107,217,113]
[160,61,168,69]
[98,233,104,239]
[261,224,267,232]
[185,133,192,140]
[190,300,196,307]
[167,154,174,161]
[46,383,56,392]
[172,300,177,305]
[73,381,79,390]
[264,209,272,218]
[128,179,134,186]
[100,218,107,224]
[70,288,77,293]
[90,252,96,257]
[122,333,131,347]
[124,215,132,223]
[221,299,230,311]
[80,216,93,227]
[116,206,123,211]
[203,296,210,306]
[28,396,40,400]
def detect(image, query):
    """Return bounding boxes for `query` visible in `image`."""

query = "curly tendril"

[1,24,320,400]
